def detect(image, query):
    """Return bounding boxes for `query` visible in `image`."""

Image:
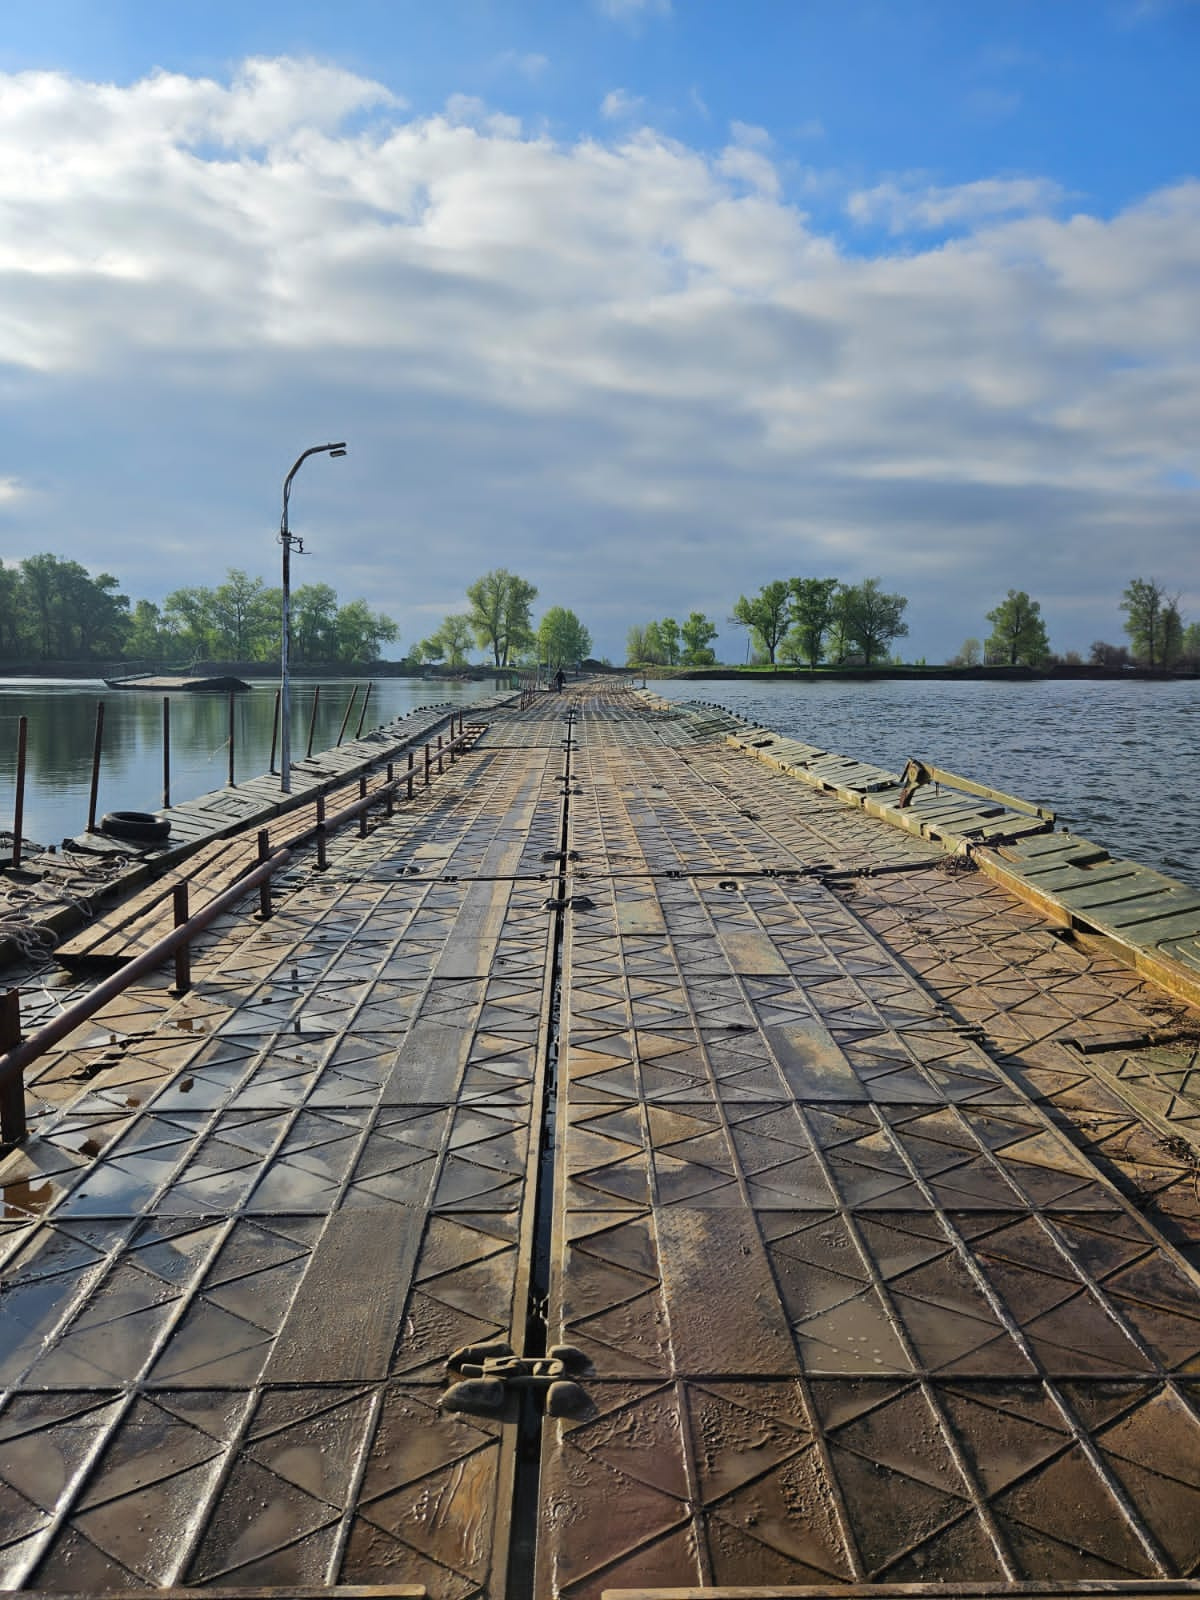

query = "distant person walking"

[555,667,565,693]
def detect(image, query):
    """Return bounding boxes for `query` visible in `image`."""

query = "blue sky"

[0,0,1197,662]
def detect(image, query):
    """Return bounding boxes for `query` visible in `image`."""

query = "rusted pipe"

[407,749,414,800]
[355,682,372,739]
[0,988,25,1145]
[268,687,281,774]
[162,697,171,810]
[336,686,358,747]
[315,794,327,870]
[12,715,27,870]
[305,685,321,760]
[86,701,105,832]
[257,830,272,918]
[424,744,431,786]
[386,762,395,816]
[172,883,190,993]
[359,775,369,837]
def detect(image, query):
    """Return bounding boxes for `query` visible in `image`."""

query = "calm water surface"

[0,677,501,849]
[657,676,1200,891]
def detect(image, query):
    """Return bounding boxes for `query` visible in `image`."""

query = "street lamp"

[279,442,347,794]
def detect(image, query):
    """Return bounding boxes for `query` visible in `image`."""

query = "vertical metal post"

[424,744,431,786]
[449,719,457,764]
[336,686,358,747]
[12,715,27,869]
[86,701,105,833]
[315,794,327,870]
[355,682,372,740]
[359,775,368,838]
[306,684,321,760]
[386,762,395,816]
[407,749,414,800]
[257,831,272,918]
[162,697,171,811]
[172,884,191,994]
[227,692,236,787]
[437,735,444,774]
[269,688,281,774]
[0,989,27,1145]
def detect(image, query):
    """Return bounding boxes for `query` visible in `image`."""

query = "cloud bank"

[0,57,1196,661]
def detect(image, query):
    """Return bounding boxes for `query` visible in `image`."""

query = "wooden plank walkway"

[1,685,1199,1599]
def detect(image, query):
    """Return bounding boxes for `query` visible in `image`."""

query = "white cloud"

[0,60,1196,665]
[492,50,550,80]
[601,88,645,120]
[847,175,1067,232]
[596,0,671,19]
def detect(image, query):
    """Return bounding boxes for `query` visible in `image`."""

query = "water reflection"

[0,677,498,846]
[657,675,1200,890]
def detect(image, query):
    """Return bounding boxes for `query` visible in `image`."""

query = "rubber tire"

[99,810,171,844]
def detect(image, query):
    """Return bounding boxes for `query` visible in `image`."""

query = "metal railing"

[0,713,477,1146]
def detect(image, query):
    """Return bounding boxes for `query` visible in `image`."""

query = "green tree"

[125,600,168,662]
[642,620,667,665]
[659,617,681,666]
[985,590,1051,667]
[537,606,591,668]
[1121,577,1176,669]
[163,586,219,660]
[948,636,981,668]
[0,562,24,655]
[434,614,475,667]
[335,600,399,663]
[680,611,718,666]
[291,582,339,662]
[467,568,538,667]
[731,580,792,668]
[212,570,276,659]
[781,577,839,669]
[19,554,63,657]
[1162,600,1183,668]
[839,578,908,667]
[626,623,648,665]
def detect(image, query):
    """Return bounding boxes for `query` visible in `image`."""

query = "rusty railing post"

[336,686,358,748]
[257,831,272,918]
[12,715,27,869]
[162,697,171,811]
[0,989,27,1145]
[359,775,369,837]
[306,684,321,760]
[227,692,236,787]
[386,762,395,816]
[355,682,372,740]
[424,743,431,786]
[172,884,191,994]
[316,794,327,870]
[86,700,105,832]
[269,687,281,774]
[437,734,444,774]
[407,748,414,800]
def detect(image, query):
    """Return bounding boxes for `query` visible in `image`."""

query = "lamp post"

[279,441,347,794]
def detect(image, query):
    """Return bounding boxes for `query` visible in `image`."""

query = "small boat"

[104,674,253,693]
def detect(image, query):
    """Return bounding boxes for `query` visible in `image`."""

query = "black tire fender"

[99,810,171,844]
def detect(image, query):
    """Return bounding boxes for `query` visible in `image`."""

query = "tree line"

[415,568,592,671]
[0,554,398,664]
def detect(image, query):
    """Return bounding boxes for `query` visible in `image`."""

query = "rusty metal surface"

[0,716,569,1597]
[537,690,1200,1598]
[5,684,1200,1600]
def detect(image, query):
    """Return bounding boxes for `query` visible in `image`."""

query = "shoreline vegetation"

[2,659,1196,684]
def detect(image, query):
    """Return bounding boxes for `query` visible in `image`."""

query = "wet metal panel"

[536,703,1200,1599]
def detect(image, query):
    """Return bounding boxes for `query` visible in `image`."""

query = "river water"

[3,675,1197,892]
[0,677,502,850]
[656,675,1200,891]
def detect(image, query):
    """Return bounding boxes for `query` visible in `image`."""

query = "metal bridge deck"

[1,686,1199,1600]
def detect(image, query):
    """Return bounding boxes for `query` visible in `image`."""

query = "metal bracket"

[440,1340,592,1417]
